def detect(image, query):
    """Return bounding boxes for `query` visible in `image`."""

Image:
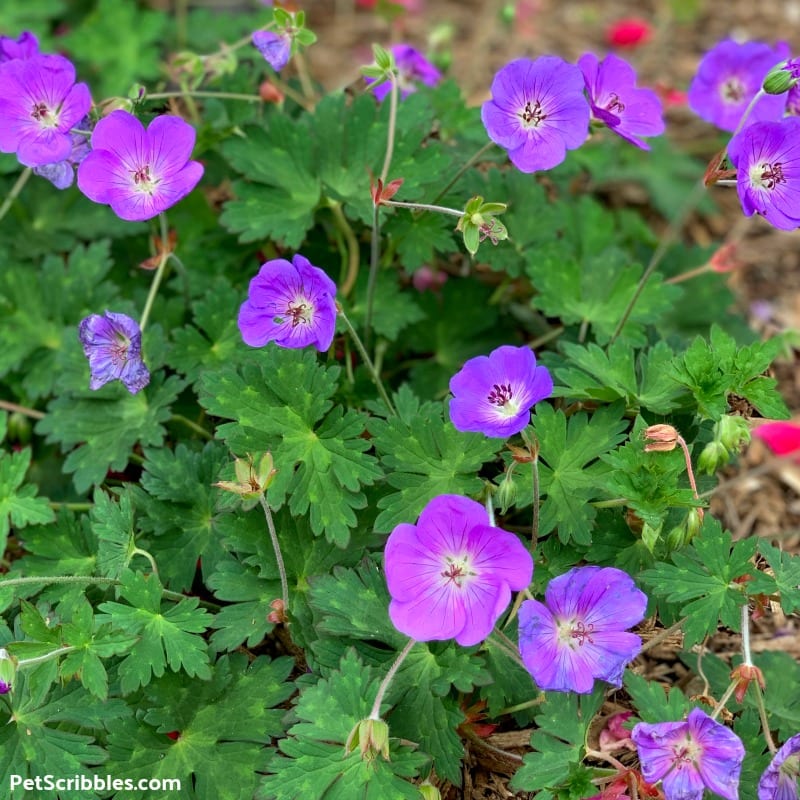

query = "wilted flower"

[728,117,800,231]
[0,31,39,62]
[688,39,789,132]
[758,732,800,800]
[252,30,292,71]
[78,311,150,394]
[238,254,337,351]
[77,110,204,221]
[384,494,533,646]
[366,43,440,101]
[643,424,679,452]
[481,56,590,172]
[0,54,91,167]
[449,345,553,438]
[518,566,647,693]
[578,52,664,149]
[632,707,745,800]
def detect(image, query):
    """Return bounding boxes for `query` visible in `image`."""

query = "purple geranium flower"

[688,39,789,132]
[384,494,533,646]
[449,345,553,438]
[33,116,91,190]
[728,118,800,231]
[632,708,745,800]
[79,311,150,394]
[758,733,800,800]
[252,30,292,71]
[518,566,647,693]
[578,52,664,149]
[481,56,590,173]
[238,254,337,351]
[77,110,204,222]
[0,31,39,62]
[366,44,441,101]
[0,54,91,168]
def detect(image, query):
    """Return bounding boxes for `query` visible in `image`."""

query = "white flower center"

[31,101,59,129]
[440,554,475,589]
[518,99,547,129]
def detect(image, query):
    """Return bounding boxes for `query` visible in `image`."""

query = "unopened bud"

[419,781,442,800]
[731,663,765,703]
[763,59,800,95]
[259,80,284,104]
[643,424,679,452]
[0,648,17,694]
[344,718,390,762]
[494,474,517,514]
[697,439,729,475]
[718,415,751,454]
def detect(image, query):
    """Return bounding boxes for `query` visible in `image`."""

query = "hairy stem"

[0,167,32,225]
[379,74,399,185]
[139,213,171,334]
[17,647,78,668]
[259,495,289,611]
[381,198,464,217]
[369,638,416,720]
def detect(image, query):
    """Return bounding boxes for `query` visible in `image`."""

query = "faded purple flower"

[252,30,292,71]
[238,254,337,351]
[449,345,553,438]
[384,494,533,646]
[728,117,800,231]
[632,708,745,800]
[758,733,800,800]
[0,54,91,167]
[33,116,90,190]
[518,566,647,693]
[481,56,590,173]
[77,110,204,221]
[366,44,441,101]
[688,39,789,132]
[787,84,800,116]
[79,311,150,394]
[578,52,664,149]
[0,31,39,62]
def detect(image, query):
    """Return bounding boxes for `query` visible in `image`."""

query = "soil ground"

[300,2,800,796]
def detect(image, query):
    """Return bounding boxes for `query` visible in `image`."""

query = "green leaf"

[625,670,691,722]
[758,541,800,614]
[0,446,54,555]
[385,212,457,269]
[368,386,500,532]
[96,570,212,693]
[639,516,756,645]
[200,347,382,546]
[531,403,628,545]
[91,487,137,579]
[36,374,184,493]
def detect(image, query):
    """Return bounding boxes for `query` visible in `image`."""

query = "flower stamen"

[520,99,546,127]
[487,383,513,407]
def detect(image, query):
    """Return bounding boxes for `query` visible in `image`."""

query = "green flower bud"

[495,474,517,514]
[717,414,751,454]
[344,718,390,762]
[763,60,800,94]
[697,439,729,475]
[0,648,17,695]
[419,781,442,800]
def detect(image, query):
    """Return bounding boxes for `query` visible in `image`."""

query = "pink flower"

[753,421,800,458]
[606,18,653,48]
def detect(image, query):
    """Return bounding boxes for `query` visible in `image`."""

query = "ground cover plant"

[1,1,800,798]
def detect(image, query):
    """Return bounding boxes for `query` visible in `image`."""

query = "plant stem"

[338,309,397,415]
[485,492,496,527]
[752,677,777,753]
[530,456,540,549]
[49,502,92,512]
[369,638,416,720]
[327,200,360,297]
[710,678,740,720]
[590,497,628,508]
[639,617,688,654]
[170,414,213,439]
[17,647,77,668]
[365,205,381,351]
[676,434,700,499]
[607,178,706,346]
[145,90,263,103]
[740,603,753,666]
[495,696,545,716]
[259,495,289,611]
[379,74,399,185]
[489,629,525,667]
[0,399,45,420]
[139,213,171,334]
[293,50,317,105]
[431,140,495,205]
[381,198,464,218]
[0,167,32,225]
[665,263,713,285]
[131,547,159,576]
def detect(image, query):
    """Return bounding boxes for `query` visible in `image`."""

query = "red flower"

[606,18,652,48]
[753,421,800,458]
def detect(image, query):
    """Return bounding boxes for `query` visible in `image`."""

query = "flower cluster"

[384,494,533,646]
[481,52,663,172]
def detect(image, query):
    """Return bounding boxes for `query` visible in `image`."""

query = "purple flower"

[77,110,204,222]
[758,733,800,800]
[728,118,800,231]
[518,566,647,693]
[578,52,664,150]
[79,311,150,394]
[384,494,533,646]
[786,84,800,116]
[632,708,745,800]
[481,56,590,173]
[33,117,91,190]
[252,30,292,71]
[0,31,39,62]
[448,345,553,438]
[0,54,91,168]
[688,39,789,132]
[238,254,337,351]
[366,44,441,101]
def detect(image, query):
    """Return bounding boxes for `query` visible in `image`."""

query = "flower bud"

[717,414,751,454]
[643,424,679,452]
[763,59,800,95]
[344,718,390,761]
[0,648,17,694]
[697,439,728,475]
[731,663,765,703]
[494,473,517,514]
[419,781,442,800]
[214,452,276,505]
